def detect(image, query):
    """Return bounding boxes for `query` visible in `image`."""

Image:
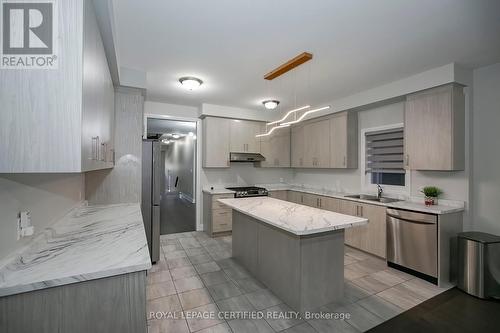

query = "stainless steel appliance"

[457,232,500,299]
[229,152,266,162]
[386,208,438,283]
[141,140,161,263]
[225,186,269,198]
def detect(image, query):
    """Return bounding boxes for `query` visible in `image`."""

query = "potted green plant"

[421,186,443,206]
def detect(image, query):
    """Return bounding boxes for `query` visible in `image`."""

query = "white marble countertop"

[0,203,151,297]
[204,183,465,215]
[218,197,368,236]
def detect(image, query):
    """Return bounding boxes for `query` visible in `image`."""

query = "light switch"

[18,211,34,239]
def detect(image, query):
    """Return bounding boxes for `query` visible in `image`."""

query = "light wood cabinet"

[229,120,262,153]
[259,126,290,168]
[203,193,234,236]
[268,190,288,201]
[202,117,230,168]
[0,0,114,172]
[340,200,386,258]
[405,84,465,171]
[291,125,305,167]
[330,112,358,169]
[303,119,331,168]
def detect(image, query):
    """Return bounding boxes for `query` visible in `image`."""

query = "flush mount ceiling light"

[179,76,203,90]
[262,100,280,110]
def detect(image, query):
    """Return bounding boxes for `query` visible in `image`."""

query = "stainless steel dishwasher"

[386,208,438,283]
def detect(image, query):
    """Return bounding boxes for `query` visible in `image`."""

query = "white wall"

[202,164,293,189]
[145,101,200,119]
[471,62,500,235]
[0,174,84,260]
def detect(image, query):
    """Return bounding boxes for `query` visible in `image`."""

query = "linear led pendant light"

[255,124,291,138]
[267,105,311,126]
[281,105,331,126]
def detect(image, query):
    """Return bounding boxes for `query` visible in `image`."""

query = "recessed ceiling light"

[179,76,203,90]
[262,100,280,110]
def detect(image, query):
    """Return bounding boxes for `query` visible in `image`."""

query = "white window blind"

[365,128,405,174]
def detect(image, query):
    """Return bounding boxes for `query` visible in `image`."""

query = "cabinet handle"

[111,149,115,164]
[343,156,346,166]
[405,154,409,167]
[301,195,304,203]
[319,198,322,208]
[360,206,363,216]
[100,142,107,162]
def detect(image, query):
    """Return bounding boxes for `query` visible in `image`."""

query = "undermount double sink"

[344,194,401,204]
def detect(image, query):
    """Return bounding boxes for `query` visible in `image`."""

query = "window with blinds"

[365,127,405,186]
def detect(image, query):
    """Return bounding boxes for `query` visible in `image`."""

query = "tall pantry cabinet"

[0,0,114,173]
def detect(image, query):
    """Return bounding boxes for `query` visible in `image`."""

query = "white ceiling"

[112,0,500,111]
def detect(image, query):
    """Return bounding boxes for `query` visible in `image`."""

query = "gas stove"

[225,186,269,198]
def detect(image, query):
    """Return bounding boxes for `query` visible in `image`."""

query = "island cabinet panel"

[405,83,465,171]
[202,117,230,168]
[303,119,331,168]
[329,112,358,169]
[229,119,263,153]
[259,126,291,167]
[268,190,288,201]
[340,200,387,258]
[0,271,147,333]
[291,124,306,167]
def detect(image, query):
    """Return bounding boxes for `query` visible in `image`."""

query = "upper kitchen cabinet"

[330,112,358,168]
[259,125,290,168]
[202,117,230,168]
[303,119,331,168]
[0,0,114,173]
[405,84,465,171]
[291,124,305,167]
[229,120,263,153]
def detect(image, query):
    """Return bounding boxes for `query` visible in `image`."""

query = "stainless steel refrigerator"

[141,140,161,263]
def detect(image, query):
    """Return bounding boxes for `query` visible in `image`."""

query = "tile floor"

[147,231,449,333]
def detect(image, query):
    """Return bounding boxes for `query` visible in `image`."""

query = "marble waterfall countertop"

[218,197,368,236]
[0,203,151,297]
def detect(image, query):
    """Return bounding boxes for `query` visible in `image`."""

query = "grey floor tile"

[233,276,266,293]
[178,288,213,310]
[345,247,372,261]
[263,303,304,331]
[308,317,359,333]
[377,284,425,310]
[190,253,213,265]
[149,260,169,273]
[207,281,242,301]
[369,270,406,286]
[356,295,404,321]
[344,281,372,303]
[344,255,358,265]
[162,243,183,253]
[147,280,177,300]
[167,257,192,269]
[216,294,255,312]
[147,294,182,315]
[223,266,251,280]
[244,289,282,310]
[401,278,449,300]
[147,270,172,285]
[195,261,221,274]
[170,265,198,280]
[344,267,368,281]
[196,322,232,333]
[174,276,205,293]
[164,250,188,260]
[384,267,415,281]
[186,247,208,257]
[185,303,223,332]
[228,318,274,333]
[161,237,180,246]
[339,302,385,332]
[200,271,230,286]
[216,258,241,269]
[282,322,317,333]
[147,318,190,333]
[180,237,202,249]
[351,275,391,294]
[210,250,232,261]
[204,244,228,253]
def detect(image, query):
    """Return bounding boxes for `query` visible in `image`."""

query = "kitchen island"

[218,197,367,312]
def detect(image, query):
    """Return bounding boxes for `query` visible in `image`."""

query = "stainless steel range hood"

[230,152,266,162]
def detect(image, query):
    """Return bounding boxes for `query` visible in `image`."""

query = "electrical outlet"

[279,178,284,183]
[17,211,34,240]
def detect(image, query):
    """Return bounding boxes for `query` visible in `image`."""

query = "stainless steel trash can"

[457,232,500,299]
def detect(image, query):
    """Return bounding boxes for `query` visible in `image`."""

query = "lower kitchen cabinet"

[340,200,386,258]
[203,193,233,236]
[268,190,288,201]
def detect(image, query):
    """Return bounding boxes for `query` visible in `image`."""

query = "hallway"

[160,192,196,235]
